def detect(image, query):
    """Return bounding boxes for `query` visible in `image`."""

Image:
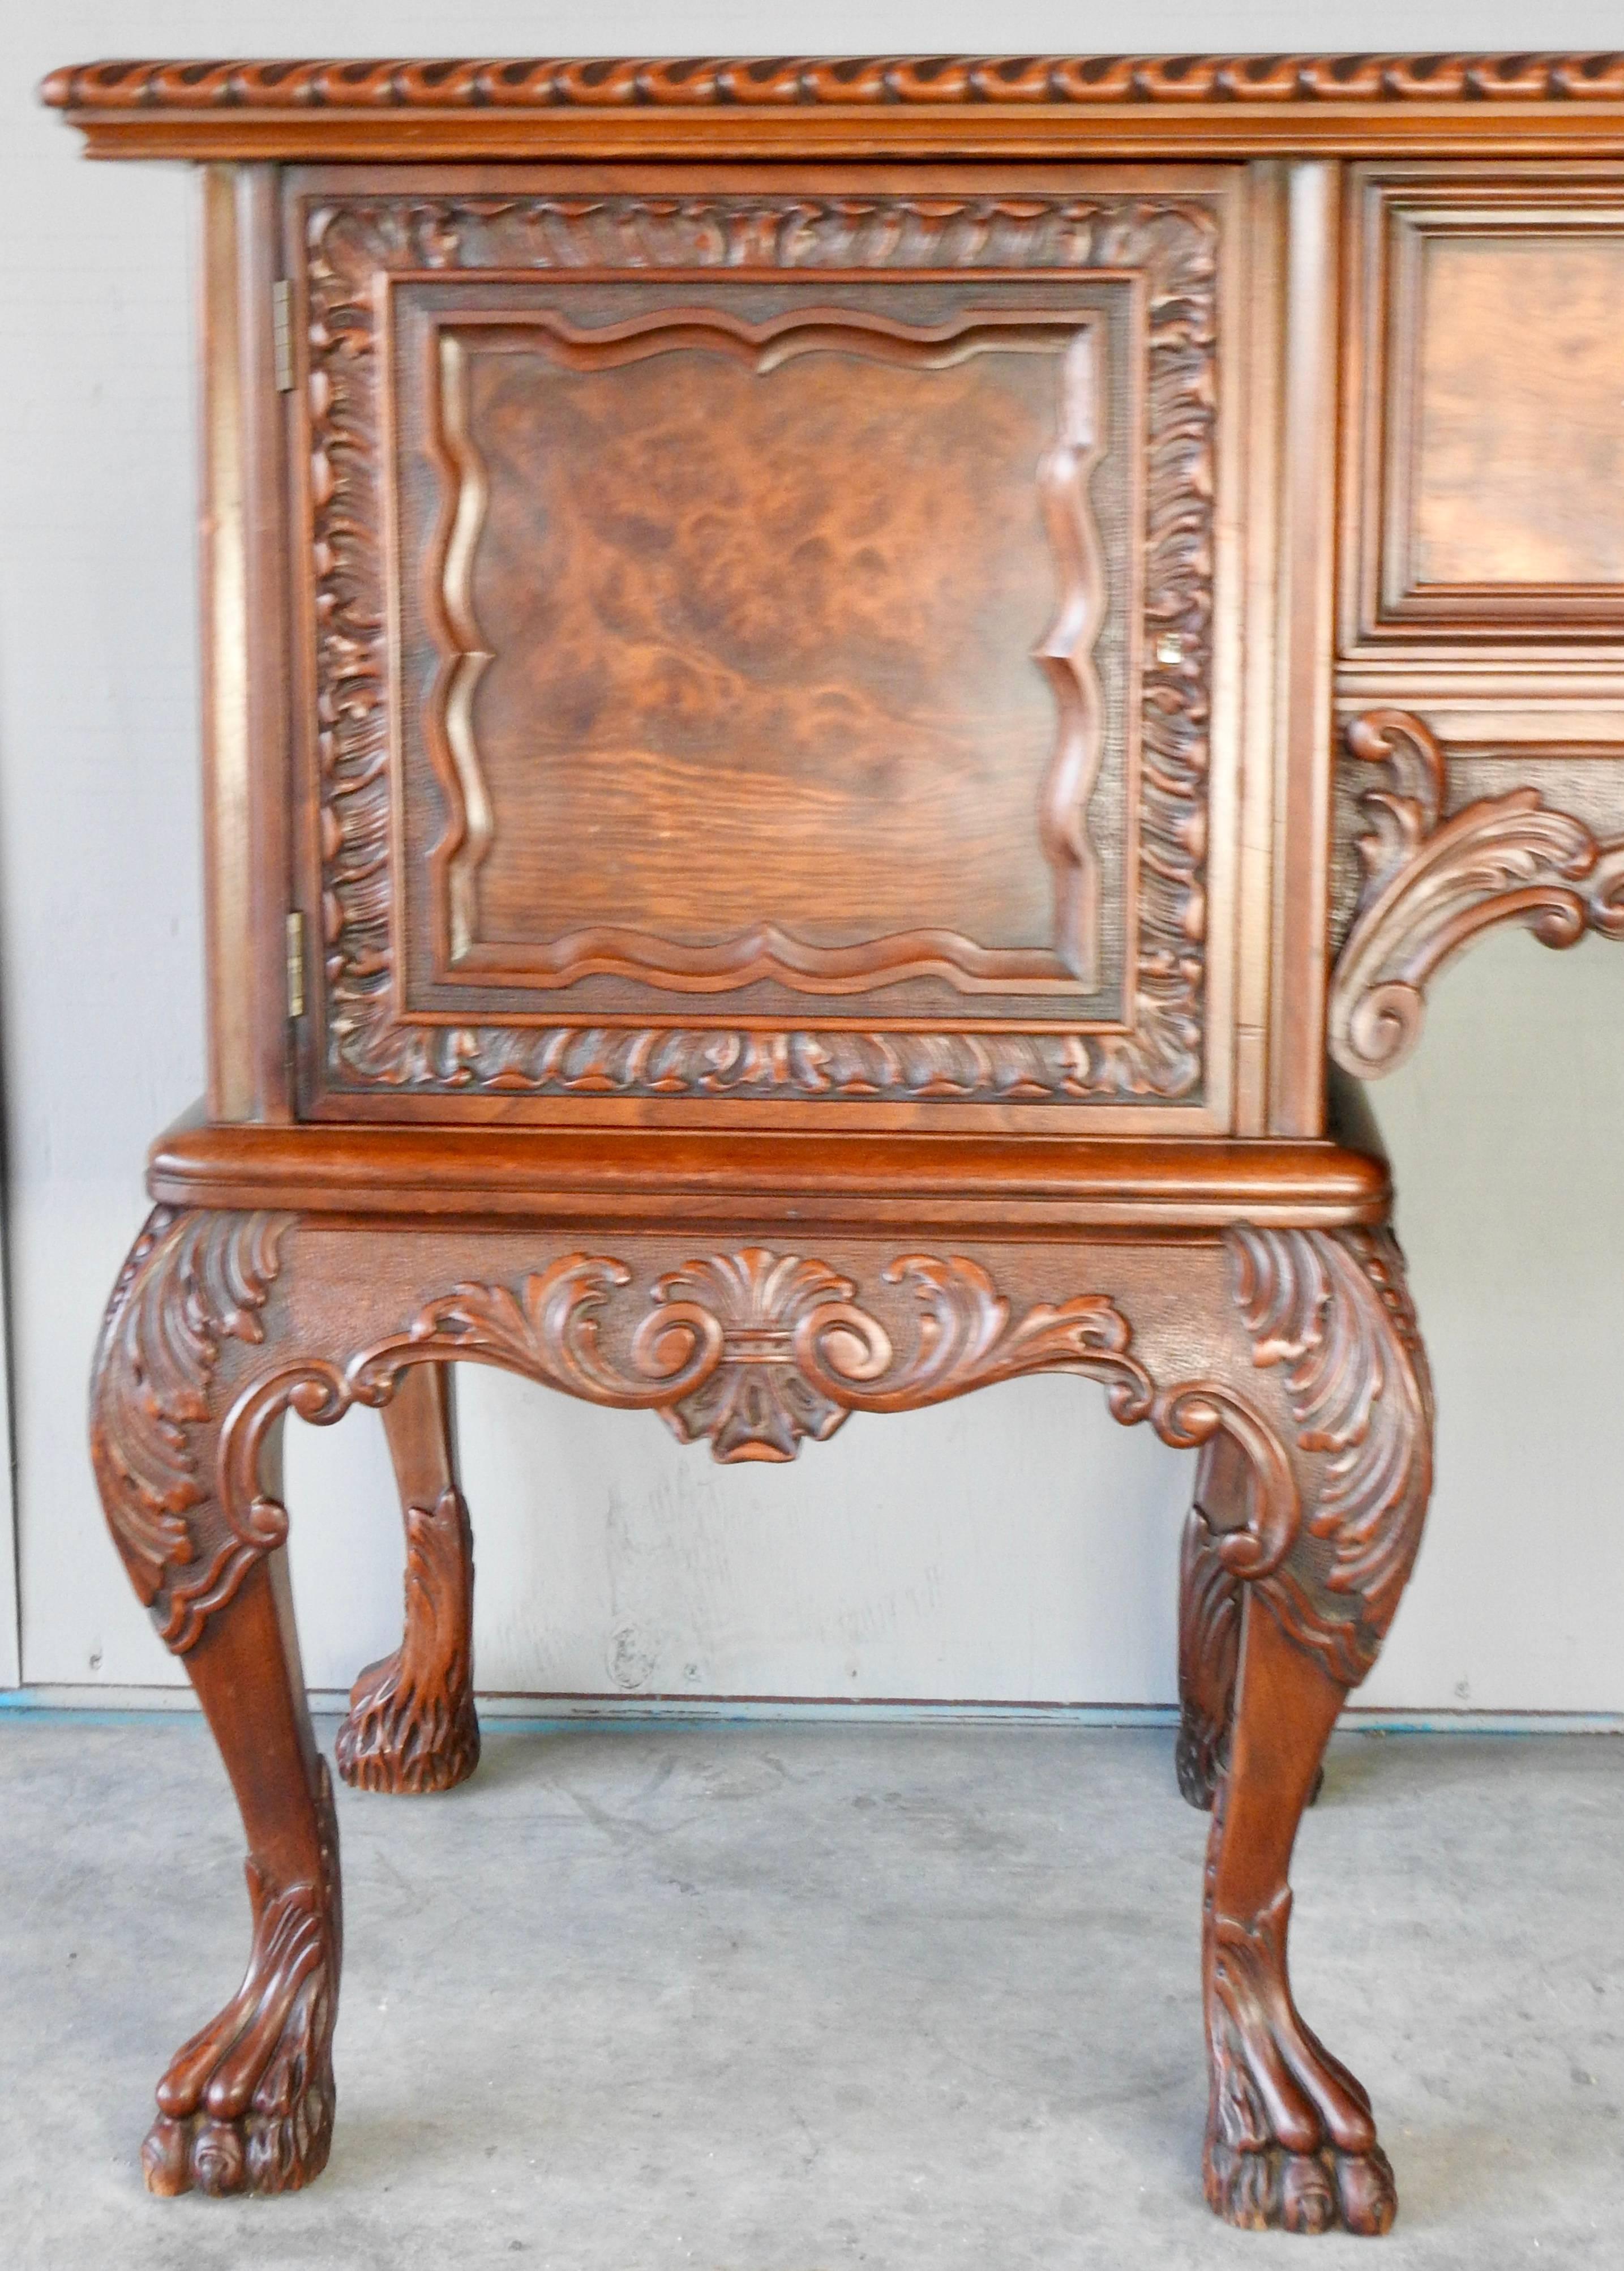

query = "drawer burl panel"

[1342,169,1624,652]
[288,170,1240,1124]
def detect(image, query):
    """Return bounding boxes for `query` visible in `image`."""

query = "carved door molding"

[290,179,1230,1115]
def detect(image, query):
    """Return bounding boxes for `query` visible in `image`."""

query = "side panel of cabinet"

[199,164,294,1122]
[277,163,1257,1131]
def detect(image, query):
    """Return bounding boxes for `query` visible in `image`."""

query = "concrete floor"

[3,1720,1622,2270]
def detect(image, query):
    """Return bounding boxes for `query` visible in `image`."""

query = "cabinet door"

[286,166,1248,1127]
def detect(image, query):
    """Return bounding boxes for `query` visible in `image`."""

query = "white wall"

[2,1,1621,1713]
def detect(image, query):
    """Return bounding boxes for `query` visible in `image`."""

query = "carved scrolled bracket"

[91,1208,298,1652]
[1225,1225,1434,1687]
[1329,707,1624,1078]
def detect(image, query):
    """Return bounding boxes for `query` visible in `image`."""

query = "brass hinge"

[285,912,306,1019]
[271,279,294,392]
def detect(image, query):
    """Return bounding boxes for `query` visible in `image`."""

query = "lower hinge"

[285,911,306,1019]
[272,279,294,392]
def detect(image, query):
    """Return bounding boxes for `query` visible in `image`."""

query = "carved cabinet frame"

[45,46,1624,2244]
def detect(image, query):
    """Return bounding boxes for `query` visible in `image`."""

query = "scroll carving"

[305,190,1215,1104]
[1329,708,1624,1079]
[44,56,1624,114]
[339,1248,1176,1465]
[95,1217,1429,1673]
[1227,1225,1433,1688]
[97,1227,1299,1653]
[90,1208,296,1652]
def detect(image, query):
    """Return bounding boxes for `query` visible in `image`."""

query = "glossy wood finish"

[54,52,1624,2238]
[89,1202,1431,2219]
[1343,169,1624,652]
[135,1554,338,2198]
[145,1119,1391,1229]
[39,53,1624,162]
[335,1363,478,1795]
[286,163,1243,1130]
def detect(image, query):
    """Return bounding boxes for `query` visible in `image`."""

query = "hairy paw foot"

[143,1770,340,2196]
[336,1489,479,1795]
[1206,1888,1394,2235]
[335,1646,480,1794]
[1206,2140,1397,2236]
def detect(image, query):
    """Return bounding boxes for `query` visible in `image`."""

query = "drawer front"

[287,167,1245,1126]
[1341,167,1624,656]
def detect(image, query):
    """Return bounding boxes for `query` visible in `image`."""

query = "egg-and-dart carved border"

[302,189,1216,1104]
[1329,708,1624,1079]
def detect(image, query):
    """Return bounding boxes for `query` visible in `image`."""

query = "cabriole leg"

[1183,1225,1434,2234]
[336,1362,479,1794]
[141,1549,340,2196]
[91,1208,341,2196]
[1203,1600,1390,2234]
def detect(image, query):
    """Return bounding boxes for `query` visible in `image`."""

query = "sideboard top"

[40,53,1624,160]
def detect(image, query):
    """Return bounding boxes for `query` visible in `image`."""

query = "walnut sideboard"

[46,53,1624,2237]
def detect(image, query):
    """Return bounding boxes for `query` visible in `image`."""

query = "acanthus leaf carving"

[1175,1502,1242,1811]
[98,1220,1416,1671]
[1329,707,1624,1079]
[222,1243,1305,1594]
[1227,1224,1433,1687]
[90,1208,297,1651]
[304,190,1217,1106]
[348,1247,1156,1465]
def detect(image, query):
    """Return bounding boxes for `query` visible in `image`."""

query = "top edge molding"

[38,53,1624,109]
[41,56,1624,162]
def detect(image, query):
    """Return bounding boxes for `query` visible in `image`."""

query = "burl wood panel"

[1409,235,1624,591]
[1343,170,1624,649]
[427,302,1110,993]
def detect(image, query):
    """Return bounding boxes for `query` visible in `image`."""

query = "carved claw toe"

[1206,2141,1396,2237]
[1333,2146,1399,2236]
[1206,1888,1394,2235]
[144,1774,340,2197]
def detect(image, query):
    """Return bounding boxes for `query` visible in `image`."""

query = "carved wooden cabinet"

[48,54,1624,2236]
